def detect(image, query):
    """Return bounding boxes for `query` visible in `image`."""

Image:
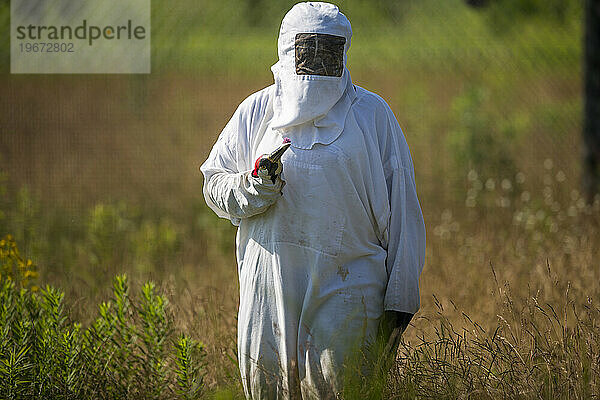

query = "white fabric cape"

[200,84,426,399]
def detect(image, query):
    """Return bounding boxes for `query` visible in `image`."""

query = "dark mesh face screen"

[295,33,346,77]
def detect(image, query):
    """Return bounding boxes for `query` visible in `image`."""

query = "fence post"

[583,0,600,203]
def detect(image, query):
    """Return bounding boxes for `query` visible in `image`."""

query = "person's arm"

[379,112,426,342]
[203,171,283,220]
[382,162,424,316]
[200,103,284,223]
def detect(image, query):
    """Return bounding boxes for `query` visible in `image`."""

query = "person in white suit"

[200,2,426,398]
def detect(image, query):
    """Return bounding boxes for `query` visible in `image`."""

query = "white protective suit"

[200,2,426,399]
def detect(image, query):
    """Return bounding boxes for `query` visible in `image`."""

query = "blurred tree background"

[0,0,583,205]
[1,0,597,396]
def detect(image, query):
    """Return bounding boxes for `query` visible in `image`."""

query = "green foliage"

[174,335,205,400]
[0,182,185,280]
[0,170,6,222]
[211,388,240,400]
[0,237,206,399]
[447,85,521,184]
[483,0,581,33]
[11,187,41,261]
[133,219,181,273]
[85,202,183,275]
[86,202,133,267]
[0,0,582,74]
[0,235,38,289]
[192,199,236,256]
[84,202,182,275]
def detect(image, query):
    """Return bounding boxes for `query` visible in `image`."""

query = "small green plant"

[0,235,205,399]
[174,335,205,400]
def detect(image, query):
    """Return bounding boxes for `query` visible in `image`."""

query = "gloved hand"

[251,140,291,185]
[203,139,292,221]
[372,310,414,373]
[378,311,413,355]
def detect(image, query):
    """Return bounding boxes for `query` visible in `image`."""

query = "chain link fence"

[0,0,584,256]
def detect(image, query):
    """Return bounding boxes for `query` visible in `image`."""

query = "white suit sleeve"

[381,120,426,315]
[200,104,283,224]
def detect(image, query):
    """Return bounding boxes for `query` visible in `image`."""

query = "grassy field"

[1,0,598,398]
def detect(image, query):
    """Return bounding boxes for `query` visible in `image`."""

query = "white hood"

[270,2,355,149]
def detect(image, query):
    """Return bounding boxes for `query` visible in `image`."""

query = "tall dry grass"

[389,178,600,399]
[0,68,596,397]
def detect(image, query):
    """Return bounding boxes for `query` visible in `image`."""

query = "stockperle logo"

[11,0,150,73]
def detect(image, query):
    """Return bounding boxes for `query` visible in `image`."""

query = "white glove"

[204,169,284,220]
[203,140,291,220]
